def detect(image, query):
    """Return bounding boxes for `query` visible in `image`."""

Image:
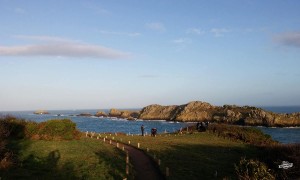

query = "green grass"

[102,132,258,179]
[1,137,128,180]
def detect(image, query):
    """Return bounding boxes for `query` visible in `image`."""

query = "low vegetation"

[235,157,275,180]
[0,116,128,179]
[206,123,277,146]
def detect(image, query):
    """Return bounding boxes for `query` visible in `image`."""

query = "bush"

[207,124,277,146]
[33,119,80,140]
[24,121,39,138]
[0,116,80,141]
[0,115,27,139]
[258,144,300,179]
[0,115,24,170]
[235,157,275,180]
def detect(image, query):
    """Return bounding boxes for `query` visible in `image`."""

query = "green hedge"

[0,116,80,141]
[36,119,80,140]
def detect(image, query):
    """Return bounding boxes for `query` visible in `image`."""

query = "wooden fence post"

[166,167,169,177]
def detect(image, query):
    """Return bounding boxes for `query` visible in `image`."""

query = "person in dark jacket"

[141,125,145,136]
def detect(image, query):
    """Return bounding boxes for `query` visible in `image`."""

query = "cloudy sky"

[1,0,300,111]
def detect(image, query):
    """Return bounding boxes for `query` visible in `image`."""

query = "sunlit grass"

[101,131,258,179]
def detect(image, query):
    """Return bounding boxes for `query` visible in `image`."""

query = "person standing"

[141,125,145,136]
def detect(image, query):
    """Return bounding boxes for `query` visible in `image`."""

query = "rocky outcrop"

[109,109,140,120]
[95,111,107,117]
[77,113,92,117]
[138,101,300,127]
[139,104,178,120]
[34,110,49,115]
[109,109,122,117]
[174,101,215,121]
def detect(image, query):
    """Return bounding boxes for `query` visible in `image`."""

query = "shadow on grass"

[95,149,128,180]
[1,149,78,179]
[149,143,258,180]
[0,117,77,179]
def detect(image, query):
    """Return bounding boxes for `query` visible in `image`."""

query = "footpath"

[88,133,165,180]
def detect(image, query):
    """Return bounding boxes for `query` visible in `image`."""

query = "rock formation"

[34,110,49,115]
[138,104,178,120]
[77,113,92,117]
[95,111,107,117]
[109,109,140,120]
[138,101,300,127]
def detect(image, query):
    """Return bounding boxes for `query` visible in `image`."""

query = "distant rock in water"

[77,113,93,117]
[34,110,49,115]
[138,101,300,127]
[108,109,140,120]
[95,111,107,117]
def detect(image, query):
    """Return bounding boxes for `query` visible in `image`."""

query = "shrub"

[24,121,39,138]
[207,124,277,146]
[35,119,80,140]
[0,115,80,141]
[0,115,24,170]
[258,144,300,179]
[0,115,26,139]
[235,157,275,180]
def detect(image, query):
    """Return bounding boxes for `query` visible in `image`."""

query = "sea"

[1,106,299,144]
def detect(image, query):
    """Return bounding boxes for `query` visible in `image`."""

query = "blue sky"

[1,0,300,111]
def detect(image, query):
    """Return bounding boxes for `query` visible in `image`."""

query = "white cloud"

[273,31,300,48]
[186,28,205,35]
[172,38,191,44]
[13,35,75,43]
[0,36,130,59]
[145,22,166,32]
[99,30,141,37]
[210,28,231,37]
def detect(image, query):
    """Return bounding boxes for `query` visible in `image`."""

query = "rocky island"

[110,101,300,127]
[34,110,49,115]
[108,109,140,120]
[138,101,300,127]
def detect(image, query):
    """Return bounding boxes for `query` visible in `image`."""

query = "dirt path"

[105,139,165,180]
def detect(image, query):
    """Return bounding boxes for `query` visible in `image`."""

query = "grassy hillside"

[1,138,128,180]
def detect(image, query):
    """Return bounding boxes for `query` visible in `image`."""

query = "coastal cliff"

[138,101,300,127]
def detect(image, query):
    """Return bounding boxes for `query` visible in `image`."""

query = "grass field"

[1,137,128,180]
[101,131,259,179]
[2,117,297,179]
